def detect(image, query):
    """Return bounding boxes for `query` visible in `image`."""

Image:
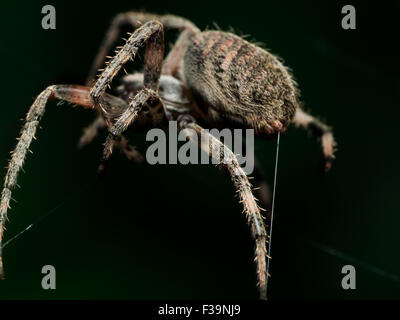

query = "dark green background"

[0,0,399,299]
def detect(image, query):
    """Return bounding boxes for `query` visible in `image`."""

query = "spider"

[0,12,336,299]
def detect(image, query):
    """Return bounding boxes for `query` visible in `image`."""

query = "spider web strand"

[265,131,280,299]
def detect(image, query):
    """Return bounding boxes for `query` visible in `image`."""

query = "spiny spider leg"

[293,109,337,171]
[0,85,128,278]
[97,134,145,176]
[220,158,271,213]
[91,20,167,164]
[90,19,164,100]
[102,88,159,162]
[179,116,268,300]
[87,14,198,167]
[87,12,199,84]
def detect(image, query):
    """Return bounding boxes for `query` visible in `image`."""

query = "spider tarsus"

[103,136,115,161]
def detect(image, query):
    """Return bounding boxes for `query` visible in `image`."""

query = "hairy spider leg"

[293,109,337,171]
[102,88,159,162]
[179,115,269,300]
[91,20,164,100]
[82,13,199,155]
[90,20,169,164]
[0,85,128,279]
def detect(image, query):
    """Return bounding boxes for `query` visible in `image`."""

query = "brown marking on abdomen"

[183,31,300,131]
[235,45,255,67]
[216,37,234,56]
[221,41,243,71]
[201,33,219,59]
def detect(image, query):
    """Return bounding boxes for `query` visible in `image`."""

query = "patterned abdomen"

[182,31,299,133]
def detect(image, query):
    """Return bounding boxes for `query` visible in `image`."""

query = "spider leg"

[0,85,128,279]
[97,134,145,176]
[162,27,198,77]
[221,157,271,212]
[90,20,164,101]
[161,19,199,77]
[87,12,199,84]
[91,19,167,162]
[178,115,268,300]
[101,88,160,163]
[293,108,337,171]
[77,116,143,165]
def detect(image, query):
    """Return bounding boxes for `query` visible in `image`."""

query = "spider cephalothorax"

[0,12,336,299]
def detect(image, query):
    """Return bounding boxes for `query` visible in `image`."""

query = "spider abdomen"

[182,31,299,133]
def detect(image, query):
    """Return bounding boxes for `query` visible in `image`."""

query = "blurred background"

[0,0,399,299]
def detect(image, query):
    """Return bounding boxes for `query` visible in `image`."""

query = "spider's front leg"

[178,115,269,300]
[90,20,164,101]
[90,20,166,161]
[101,88,160,162]
[0,85,128,278]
